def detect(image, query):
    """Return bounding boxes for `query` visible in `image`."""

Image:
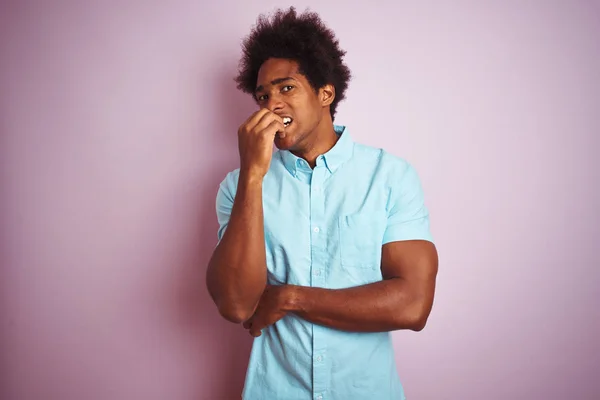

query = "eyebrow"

[255,77,295,94]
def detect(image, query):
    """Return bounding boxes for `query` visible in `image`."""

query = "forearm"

[207,173,267,322]
[286,278,432,332]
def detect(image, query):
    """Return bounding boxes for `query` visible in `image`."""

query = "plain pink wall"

[1,1,599,399]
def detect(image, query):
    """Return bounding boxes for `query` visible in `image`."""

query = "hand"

[238,109,285,180]
[243,284,292,337]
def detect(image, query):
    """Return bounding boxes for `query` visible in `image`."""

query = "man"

[206,7,438,400]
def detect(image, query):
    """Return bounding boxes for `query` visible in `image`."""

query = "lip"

[275,130,287,139]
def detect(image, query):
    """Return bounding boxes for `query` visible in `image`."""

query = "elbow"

[207,285,257,324]
[217,302,257,324]
[396,303,431,332]
[410,315,429,332]
[218,305,253,324]
[206,271,259,324]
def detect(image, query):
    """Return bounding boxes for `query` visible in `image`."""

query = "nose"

[266,94,284,112]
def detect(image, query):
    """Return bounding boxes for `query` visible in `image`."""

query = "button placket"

[310,164,329,399]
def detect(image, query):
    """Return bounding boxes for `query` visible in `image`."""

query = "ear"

[319,84,335,107]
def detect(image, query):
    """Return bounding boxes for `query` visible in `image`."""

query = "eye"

[256,94,267,101]
[282,85,294,92]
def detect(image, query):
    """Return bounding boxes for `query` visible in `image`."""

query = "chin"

[274,138,293,150]
[274,131,297,150]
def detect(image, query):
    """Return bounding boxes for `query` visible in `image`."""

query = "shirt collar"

[280,124,354,176]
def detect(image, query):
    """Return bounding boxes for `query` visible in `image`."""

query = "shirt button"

[313,186,320,192]
[316,355,322,362]
[316,396,323,400]
[313,227,320,233]
[314,270,321,276]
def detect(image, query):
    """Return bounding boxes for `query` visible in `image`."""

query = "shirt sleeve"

[383,162,434,244]
[215,173,236,243]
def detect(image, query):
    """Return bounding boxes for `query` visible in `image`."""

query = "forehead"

[256,58,304,88]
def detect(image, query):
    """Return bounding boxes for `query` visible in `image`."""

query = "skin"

[254,58,339,166]
[206,58,439,335]
[244,241,438,336]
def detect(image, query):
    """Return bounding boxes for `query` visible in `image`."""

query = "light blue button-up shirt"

[216,125,433,400]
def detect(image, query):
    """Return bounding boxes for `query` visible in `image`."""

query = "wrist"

[239,169,265,186]
[281,285,303,313]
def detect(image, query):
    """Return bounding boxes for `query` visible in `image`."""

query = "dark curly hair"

[234,7,352,121]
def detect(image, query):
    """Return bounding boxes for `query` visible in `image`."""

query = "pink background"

[1,1,599,399]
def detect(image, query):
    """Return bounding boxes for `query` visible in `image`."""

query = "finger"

[248,317,264,333]
[252,118,285,140]
[262,119,285,137]
[253,112,283,134]
[243,109,271,132]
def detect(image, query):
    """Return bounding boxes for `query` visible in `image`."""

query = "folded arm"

[243,162,437,336]
[289,240,438,331]
[245,239,438,335]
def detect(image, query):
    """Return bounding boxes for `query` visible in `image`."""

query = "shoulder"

[218,168,241,195]
[351,140,415,178]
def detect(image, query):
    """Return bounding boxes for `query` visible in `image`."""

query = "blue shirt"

[216,125,433,400]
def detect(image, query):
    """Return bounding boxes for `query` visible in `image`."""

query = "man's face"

[254,58,324,150]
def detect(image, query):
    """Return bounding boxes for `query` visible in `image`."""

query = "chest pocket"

[338,212,386,269]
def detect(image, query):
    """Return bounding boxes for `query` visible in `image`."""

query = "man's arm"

[288,239,438,332]
[206,109,284,323]
[245,240,437,335]
[244,162,437,336]
[206,174,267,323]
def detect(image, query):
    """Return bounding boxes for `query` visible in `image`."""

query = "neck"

[291,116,338,168]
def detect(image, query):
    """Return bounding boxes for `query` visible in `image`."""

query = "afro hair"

[234,7,352,121]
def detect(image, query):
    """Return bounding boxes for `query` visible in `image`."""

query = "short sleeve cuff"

[382,218,434,244]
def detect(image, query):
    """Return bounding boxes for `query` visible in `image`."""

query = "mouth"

[282,117,293,128]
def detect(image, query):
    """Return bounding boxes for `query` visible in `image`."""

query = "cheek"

[294,99,319,118]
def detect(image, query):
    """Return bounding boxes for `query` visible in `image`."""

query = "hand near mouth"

[237,109,285,179]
